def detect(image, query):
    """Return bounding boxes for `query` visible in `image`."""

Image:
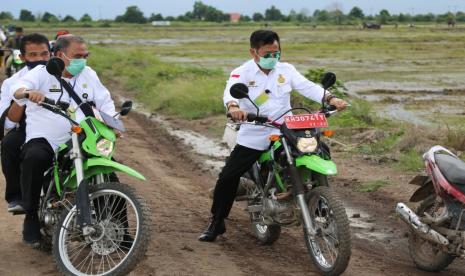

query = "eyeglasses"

[260,51,281,59]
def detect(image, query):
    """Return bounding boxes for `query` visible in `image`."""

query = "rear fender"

[409,178,434,202]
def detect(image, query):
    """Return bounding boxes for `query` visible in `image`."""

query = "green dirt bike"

[228,73,351,276]
[18,59,152,275]
[4,48,25,77]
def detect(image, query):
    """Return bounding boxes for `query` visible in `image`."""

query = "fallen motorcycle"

[396,145,465,272]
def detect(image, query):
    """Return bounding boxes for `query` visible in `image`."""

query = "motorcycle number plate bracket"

[284,113,328,129]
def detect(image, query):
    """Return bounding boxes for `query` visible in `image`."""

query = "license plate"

[284,113,328,129]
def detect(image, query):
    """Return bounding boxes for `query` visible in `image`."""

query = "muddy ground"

[0,103,464,275]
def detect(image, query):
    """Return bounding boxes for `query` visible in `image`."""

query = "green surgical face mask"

[256,50,281,70]
[258,56,278,70]
[66,58,86,76]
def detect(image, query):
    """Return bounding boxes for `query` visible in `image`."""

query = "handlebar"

[24,93,70,110]
[227,112,269,123]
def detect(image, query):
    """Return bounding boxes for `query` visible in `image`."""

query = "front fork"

[281,138,316,236]
[70,130,94,236]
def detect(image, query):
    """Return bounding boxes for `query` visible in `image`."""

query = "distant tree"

[349,7,364,19]
[19,9,35,21]
[296,8,311,22]
[80,13,92,22]
[115,6,147,23]
[456,11,465,22]
[265,5,284,21]
[165,16,175,21]
[0,11,14,21]
[42,12,59,23]
[314,10,330,22]
[240,15,251,22]
[397,13,407,22]
[329,9,345,25]
[62,15,76,22]
[252,12,264,21]
[378,9,391,24]
[190,1,227,22]
[148,13,164,21]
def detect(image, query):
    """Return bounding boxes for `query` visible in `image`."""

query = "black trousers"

[20,138,54,212]
[211,144,264,220]
[1,128,25,203]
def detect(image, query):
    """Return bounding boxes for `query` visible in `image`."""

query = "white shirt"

[12,65,116,149]
[223,59,325,151]
[0,66,29,129]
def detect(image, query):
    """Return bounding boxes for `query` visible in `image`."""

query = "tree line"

[0,2,463,24]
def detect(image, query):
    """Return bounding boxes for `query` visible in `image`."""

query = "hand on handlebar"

[26,91,45,104]
[227,107,248,122]
[328,97,349,111]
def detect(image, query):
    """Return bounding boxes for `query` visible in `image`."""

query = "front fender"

[295,154,337,176]
[64,157,146,189]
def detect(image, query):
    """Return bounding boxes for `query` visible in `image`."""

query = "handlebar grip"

[227,112,268,123]
[42,97,56,105]
[327,105,337,111]
[247,114,268,123]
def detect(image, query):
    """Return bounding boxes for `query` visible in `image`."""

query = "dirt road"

[0,111,463,276]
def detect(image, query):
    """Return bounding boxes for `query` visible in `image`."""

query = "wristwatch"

[227,102,239,111]
[324,92,337,104]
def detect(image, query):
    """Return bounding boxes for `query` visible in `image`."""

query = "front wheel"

[304,186,351,276]
[53,182,152,276]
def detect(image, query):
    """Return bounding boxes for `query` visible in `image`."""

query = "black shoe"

[198,219,226,242]
[7,201,25,213]
[23,212,41,245]
[23,238,41,249]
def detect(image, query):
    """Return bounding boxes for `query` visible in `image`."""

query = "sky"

[1,0,465,20]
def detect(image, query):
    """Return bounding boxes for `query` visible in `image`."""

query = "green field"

[22,24,465,168]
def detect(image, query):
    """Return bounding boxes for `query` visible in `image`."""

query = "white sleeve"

[0,79,11,116]
[290,65,325,104]
[10,67,43,106]
[223,68,245,107]
[92,73,116,116]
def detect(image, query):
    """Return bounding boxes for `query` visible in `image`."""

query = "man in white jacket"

[11,35,116,246]
[1,33,51,213]
[199,30,348,242]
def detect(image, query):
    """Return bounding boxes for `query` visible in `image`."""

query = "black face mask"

[26,60,47,70]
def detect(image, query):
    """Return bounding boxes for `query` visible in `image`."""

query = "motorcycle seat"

[435,153,465,186]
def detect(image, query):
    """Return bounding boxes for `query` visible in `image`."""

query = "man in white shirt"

[199,30,348,242]
[11,35,116,246]
[0,33,51,213]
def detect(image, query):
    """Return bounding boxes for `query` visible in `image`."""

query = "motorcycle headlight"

[296,137,318,153]
[96,139,114,158]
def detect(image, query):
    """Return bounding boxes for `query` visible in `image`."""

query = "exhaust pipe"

[396,203,449,246]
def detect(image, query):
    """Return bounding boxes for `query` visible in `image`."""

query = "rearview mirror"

[120,100,133,116]
[321,72,336,90]
[230,83,249,99]
[46,57,65,76]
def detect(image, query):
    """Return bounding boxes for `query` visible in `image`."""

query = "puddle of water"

[118,96,229,172]
[346,206,393,242]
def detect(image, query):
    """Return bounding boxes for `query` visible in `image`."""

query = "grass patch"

[88,46,227,119]
[356,180,389,193]
[396,149,424,171]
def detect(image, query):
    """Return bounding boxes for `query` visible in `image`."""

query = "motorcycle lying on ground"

[226,73,351,276]
[16,58,152,275]
[396,146,465,272]
[3,49,25,77]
